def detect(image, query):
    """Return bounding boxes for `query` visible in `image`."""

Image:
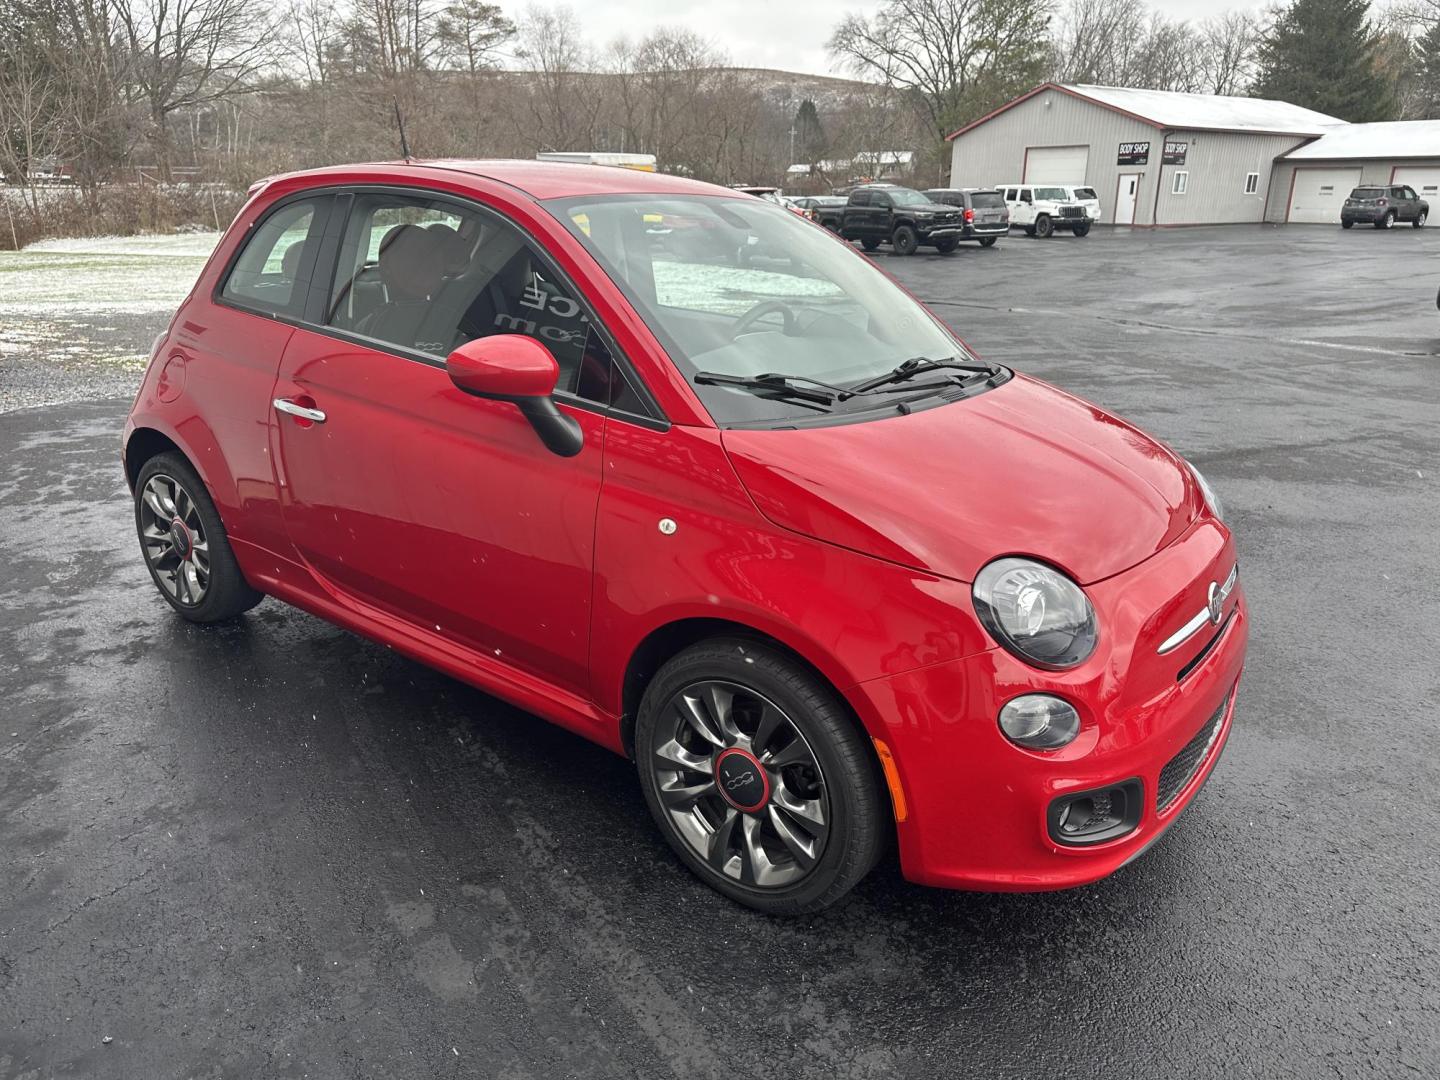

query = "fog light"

[998,694,1081,750]
[1047,779,1144,846]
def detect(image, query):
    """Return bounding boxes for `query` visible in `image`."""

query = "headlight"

[1186,461,1224,522]
[972,558,1097,670]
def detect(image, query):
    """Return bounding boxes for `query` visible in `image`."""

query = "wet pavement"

[2,226,1438,1078]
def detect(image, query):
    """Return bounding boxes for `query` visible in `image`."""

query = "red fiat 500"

[122,161,1247,912]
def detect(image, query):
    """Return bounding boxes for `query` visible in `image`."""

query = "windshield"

[888,188,931,207]
[1074,188,1098,201]
[548,193,976,424]
[1035,187,1067,201]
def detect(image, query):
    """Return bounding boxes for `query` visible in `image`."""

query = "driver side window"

[326,193,618,406]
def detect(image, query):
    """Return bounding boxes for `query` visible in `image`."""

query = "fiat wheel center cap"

[714,747,770,813]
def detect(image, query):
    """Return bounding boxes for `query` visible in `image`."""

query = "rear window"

[1351,188,1384,199]
[970,192,1005,208]
[1074,188,1098,201]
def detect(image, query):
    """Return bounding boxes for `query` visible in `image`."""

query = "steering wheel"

[730,300,798,340]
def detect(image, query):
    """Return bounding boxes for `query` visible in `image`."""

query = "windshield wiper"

[694,371,839,406]
[843,356,999,396]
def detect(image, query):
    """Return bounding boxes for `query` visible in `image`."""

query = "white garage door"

[1392,167,1440,202]
[1025,146,1090,184]
[1288,167,1362,223]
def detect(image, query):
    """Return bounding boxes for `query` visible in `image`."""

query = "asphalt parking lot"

[2,224,1438,1079]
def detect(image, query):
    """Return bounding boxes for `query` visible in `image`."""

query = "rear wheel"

[979,237,998,248]
[1034,215,1054,238]
[635,638,887,914]
[1376,211,1395,230]
[860,237,881,251]
[1415,210,1428,229]
[134,452,262,622]
[892,225,918,255]
[934,236,958,254]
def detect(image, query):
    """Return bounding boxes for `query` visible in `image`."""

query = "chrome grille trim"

[1157,564,1238,655]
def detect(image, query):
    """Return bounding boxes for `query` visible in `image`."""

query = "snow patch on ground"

[23,231,221,258]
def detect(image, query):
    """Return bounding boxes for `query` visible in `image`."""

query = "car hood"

[720,375,1199,585]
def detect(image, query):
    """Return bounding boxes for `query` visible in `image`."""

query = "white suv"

[997,184,1093,238]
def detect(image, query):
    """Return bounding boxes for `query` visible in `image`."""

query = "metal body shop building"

[946,84,1343,226]
[1266,121,1440,223]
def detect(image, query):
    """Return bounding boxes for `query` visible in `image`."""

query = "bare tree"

[829,0,1055,143]
[1197,11,1260,95]
[111,0,278,178]
[1052,0,1207,91]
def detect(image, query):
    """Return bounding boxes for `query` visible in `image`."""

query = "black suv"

[923,188,1010,247]
[1341,186,1428,230]
[836,184,965,255]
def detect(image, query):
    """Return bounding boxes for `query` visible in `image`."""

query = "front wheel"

[979,237,998,248]
[934,235,958,254]
[1072,222,1091,237]
[860,237,881,252]
[635,638,887,914]
[892,224,918,255]
[134,452,263,622]
[1034,215,1053,238]
[1415,210,1428,229]
[1341,220,1354,229]
[1376,211,1395,230]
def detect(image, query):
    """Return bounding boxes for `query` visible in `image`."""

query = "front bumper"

[847,523,1248,891]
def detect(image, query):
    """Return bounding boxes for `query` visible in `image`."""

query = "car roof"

[256,159,737,201]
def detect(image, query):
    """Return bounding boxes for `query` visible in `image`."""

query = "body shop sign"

[1163,141,1188,165]
[1117,141,1150,165]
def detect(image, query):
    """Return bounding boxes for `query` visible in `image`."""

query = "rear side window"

[970,192,1005,208]
[850,190,871,206]
[220,198,326,315]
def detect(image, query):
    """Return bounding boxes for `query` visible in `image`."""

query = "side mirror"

[446,335,583,457]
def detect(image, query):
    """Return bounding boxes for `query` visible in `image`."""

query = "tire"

[1415,210,1428,229]
[1072,223,1091,238]
[979,237,998,248]
[1341,220,1354,229]
[635,638,887,914]
[1024,225,1037,237]
[892,225,918,256]
[1034,214,1054,238]
[1376,211,1394,230]
[934,236,958,254]
[860,237,881,252]
[134,451,263,623]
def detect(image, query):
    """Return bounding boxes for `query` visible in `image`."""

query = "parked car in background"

[790,195,848,230]
[123,160,1246,913]
[1341,186,1428,230]
[998,184,1092,238]
[1057,184,1102,222]
[837,184,966,254]
[922,188,1010,247]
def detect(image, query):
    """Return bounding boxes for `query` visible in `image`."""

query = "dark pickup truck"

[834,184,967,255]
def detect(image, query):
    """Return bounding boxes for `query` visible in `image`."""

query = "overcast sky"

[588,0,1263,77]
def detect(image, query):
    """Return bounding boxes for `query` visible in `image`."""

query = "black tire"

[1024,225,1037,237]
[934,235,958,254]
[1375,211,1394,230]
[1072,222,1091,237]
[635,638,887,914]
[979,236,998,248]
[1034,215,1054,238]
[1415,210,1428,229]
[1341,220,1354,229]
[892,225,918,255]
[134,451,263,623]
[860,237,881,252]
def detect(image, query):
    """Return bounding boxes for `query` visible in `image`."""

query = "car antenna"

[393,99,412,162]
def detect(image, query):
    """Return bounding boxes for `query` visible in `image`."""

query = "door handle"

[273,397,327,423]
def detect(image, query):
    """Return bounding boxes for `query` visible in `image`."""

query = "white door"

[1115,174,1140,225]
[1288,168,1362,223]
[1025,146,1090,184]
[1392,167,1440,204]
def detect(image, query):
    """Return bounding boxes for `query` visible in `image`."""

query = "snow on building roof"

[1280,120,1440,160]
[1062,85,1345,135]
[947,83,1347,140]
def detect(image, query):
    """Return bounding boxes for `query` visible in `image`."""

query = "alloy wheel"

[651,680,829,889]
[138,473,210,606]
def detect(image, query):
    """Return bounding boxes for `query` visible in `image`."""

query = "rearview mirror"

[446,335,582,457]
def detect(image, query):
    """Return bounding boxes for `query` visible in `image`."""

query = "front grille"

[1156,694,1229,812]
[1059,206,1084,218]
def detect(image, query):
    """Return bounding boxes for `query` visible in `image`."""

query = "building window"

[1172,171,1189,196]
[1244,172,1259,195]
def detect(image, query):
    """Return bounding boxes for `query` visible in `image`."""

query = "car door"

[871,190,894,237]
[268,189,622,697]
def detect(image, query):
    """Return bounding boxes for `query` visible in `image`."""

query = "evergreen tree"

[1416,22,1440,120]
[793,99,826,163]
[1252,0,1399,121]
